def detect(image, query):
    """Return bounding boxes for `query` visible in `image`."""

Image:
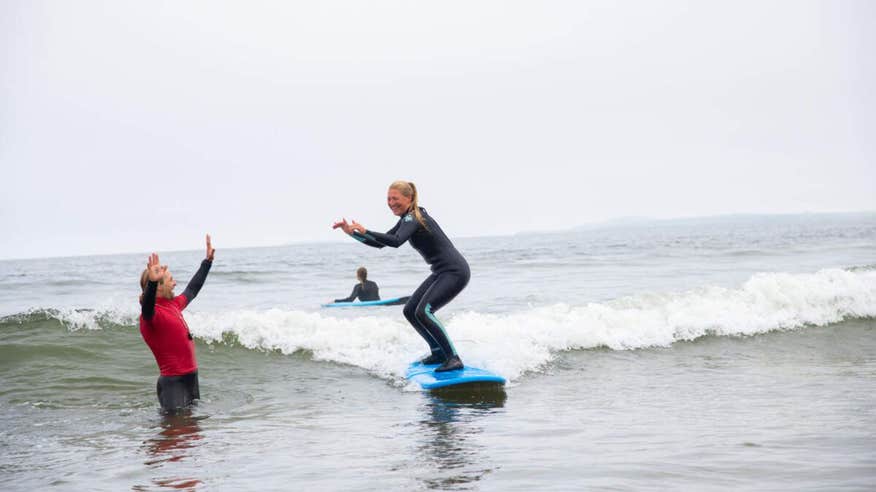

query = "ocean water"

[1,213,875,491]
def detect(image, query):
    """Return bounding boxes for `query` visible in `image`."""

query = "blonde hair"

[139,268,163,302]
[356,266,368,284]
[389,180,427,228]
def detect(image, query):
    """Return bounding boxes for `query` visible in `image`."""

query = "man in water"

[139,235,215,413]
[333,266,380,303]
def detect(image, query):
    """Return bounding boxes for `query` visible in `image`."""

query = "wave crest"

[4,269,874,382]
[182,268,876,381]
[0,307,137,331]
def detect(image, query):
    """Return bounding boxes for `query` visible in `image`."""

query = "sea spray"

[7,268,874,382]
[183,268,876,381]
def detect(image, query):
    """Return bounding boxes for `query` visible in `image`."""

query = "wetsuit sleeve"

[362,216,418,248]
[334,284,362,303]
[141,280,158,320]
[350,231,386,249]
[181,259,212,307]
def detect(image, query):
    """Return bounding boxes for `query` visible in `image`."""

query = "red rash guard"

[140,259,211,376]
[140,294,197,376]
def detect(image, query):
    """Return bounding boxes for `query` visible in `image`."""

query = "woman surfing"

[333,181,469,372]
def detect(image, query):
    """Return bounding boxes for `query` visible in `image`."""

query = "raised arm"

[141,253,162,320]
[181,234,215,306]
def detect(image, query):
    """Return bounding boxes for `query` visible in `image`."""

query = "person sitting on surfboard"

[334,266,380,303]
[333,181,469,373]
[139,235,215,413]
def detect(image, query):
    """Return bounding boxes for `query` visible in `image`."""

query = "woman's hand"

[205,234,216,261]
[332,218,354,235]
[146,253,166,282]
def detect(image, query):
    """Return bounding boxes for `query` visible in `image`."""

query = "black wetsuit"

[156,372,200,412]
[353,208,469,360]
[334,280,380,303]
[141,259,211,413]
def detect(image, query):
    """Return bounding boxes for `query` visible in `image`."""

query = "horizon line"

[2,209,874,262]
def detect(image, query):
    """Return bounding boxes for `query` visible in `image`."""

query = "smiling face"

[387,187,412,216]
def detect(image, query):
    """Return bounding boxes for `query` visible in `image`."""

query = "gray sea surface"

[1,212,875,491]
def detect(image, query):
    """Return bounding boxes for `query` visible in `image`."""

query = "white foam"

[186,309,423,383]
[48,306,138,331]
[181,268,876,382]
[43,268,876,382]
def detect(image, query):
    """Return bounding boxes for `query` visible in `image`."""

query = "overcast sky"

[1,1,873,260]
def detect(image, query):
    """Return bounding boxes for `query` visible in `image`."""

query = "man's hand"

[350,220,366,235]
[206,234,216,261]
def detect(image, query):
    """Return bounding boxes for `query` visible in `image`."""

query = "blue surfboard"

[322,296,410,308]
[406,361,506,390]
